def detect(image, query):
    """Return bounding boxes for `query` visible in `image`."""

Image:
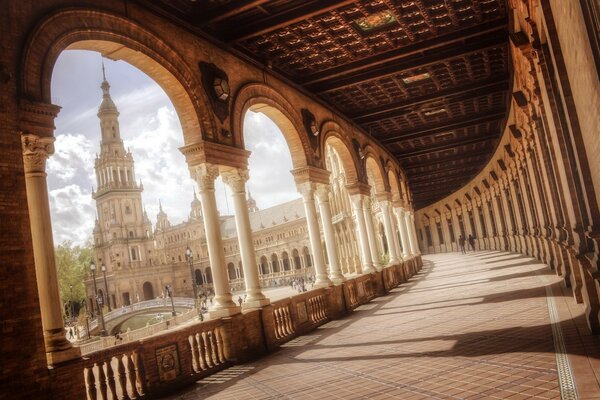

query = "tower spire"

[102,58,107,81]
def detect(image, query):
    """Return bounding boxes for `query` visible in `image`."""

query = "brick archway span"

[321,122,361,185]
[231,83,310,169]
[387,167,402,204]
[20,8,214,145]
[364,146,389,194]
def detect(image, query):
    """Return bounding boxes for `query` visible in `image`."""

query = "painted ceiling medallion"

[354,10,397,32]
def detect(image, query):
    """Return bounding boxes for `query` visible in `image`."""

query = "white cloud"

[47,133,95,184]
[49,184,96,245]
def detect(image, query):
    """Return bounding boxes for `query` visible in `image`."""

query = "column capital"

[314,183,332,202]
[21,134,55,174]
[376,192,392,203]
[220,167,249,193]
[190,163,219,190]
[296,181,317,199]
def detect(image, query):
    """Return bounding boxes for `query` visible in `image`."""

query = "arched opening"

[271,254,280,273]
[194,268,203,285]
[205,267,213,284]
[238,261,244,278]
[142,281,154,301]
[260,256,269,275]
[282,251,290,271]
[302,246,312,268]
[292,249,301,269]
[227,262,237,280]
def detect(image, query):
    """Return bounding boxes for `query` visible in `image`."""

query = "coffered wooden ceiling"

[138,0,510,209]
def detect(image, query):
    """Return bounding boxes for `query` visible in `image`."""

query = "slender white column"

[22,134,80,364]
[380,200,400,264]
[389,204,404,260]
[363,197,382,271]
[316,184,345,284]
[221,167,269,309]
[395,207,412,257]
[191,163,239,317]
[350,194,374,273]
[297,182,333,287]
[406,211,420,255]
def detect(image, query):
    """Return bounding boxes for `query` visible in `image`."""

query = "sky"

[49,50,300,246]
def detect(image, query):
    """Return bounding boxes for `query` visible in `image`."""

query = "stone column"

[405,211,419,255]
[22,134,81,364]
[389,203,404,260]
[315,184,345,284]
[191,163,239,318]
[350,194,374,273]
[379,200,400,264]
[221,167,269,309]
[363,197,382,270]
[297,183,333,287]
[395,207,412,258]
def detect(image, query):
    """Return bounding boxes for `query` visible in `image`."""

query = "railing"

[79,308,198,355]
[87,297,195,332]
[56,255,426,399]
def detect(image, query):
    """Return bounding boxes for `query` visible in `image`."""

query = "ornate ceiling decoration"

[136,0,510,209]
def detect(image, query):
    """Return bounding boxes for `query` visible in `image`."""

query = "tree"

[55,240,94,318]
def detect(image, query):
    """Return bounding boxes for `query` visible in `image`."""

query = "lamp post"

[90,260,108,336]
[101,264,112,311]
[185,246,198,304]
[69,284,74,322]
[165,285,177,317]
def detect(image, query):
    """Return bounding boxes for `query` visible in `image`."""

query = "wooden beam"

[306,27,508,92]
[223,0,356,41]
[404,152,491,169]
[303,19,506,86]
[380,110,506,144]
[354,77,509,124]
[410,173,477,186]
[395,133,499,159]
[407,161,486,181]
[197,0,270,24]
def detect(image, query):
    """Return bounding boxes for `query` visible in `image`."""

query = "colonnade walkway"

[165,251,600,399]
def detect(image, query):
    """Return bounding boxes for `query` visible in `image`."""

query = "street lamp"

[90,260,108,336]
[164,285,177,317]
[69,284,74,322]
[101,264,112,311]
[185,246,198,304]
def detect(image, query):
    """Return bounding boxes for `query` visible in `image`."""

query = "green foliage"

[380,252,390,266]
[55,240,94,309]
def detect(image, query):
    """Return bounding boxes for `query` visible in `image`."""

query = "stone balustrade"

[49,256,422,399]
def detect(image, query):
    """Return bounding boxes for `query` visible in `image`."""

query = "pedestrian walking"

[458,235,466,254]
[468,234,476,251]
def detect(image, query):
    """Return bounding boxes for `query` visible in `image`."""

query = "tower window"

[129,231,134,238]
[112,126,116,138]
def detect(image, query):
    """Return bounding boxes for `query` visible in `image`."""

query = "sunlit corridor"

[165,251,600,400]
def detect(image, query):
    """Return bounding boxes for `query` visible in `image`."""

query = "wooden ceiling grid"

[136,0,510,209]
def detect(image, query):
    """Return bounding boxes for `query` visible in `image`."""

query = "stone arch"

[231,82,310,168]
[282,251,290,270]
[322,124,361,184]
[292,248,301,269]
[302,246,312,267]
[194,268,203,285]
[142,282,153,301]
[21,8,214,145]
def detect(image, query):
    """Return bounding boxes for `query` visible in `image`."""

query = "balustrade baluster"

[208,331,219,366]
[126,353,139,399]
[86,366,97,400]
[117,355,131,400]
[215,329,226,364]
[196,333,207,370]
[106,357,118,400]
[203,332,214,368]
[132,351,147,396]
[98,362,108,400]
[188,335,200,372]
[274,309,282,338]
[285,307,294,335]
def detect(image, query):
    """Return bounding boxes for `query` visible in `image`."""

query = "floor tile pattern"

[164,252,581,399]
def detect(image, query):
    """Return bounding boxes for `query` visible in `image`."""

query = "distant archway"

[227,262,237,280]
[271,254,280,273]
[205,267,213,284]
[194,269,203,285]
[260,256,269,275]
[142,282,154,301]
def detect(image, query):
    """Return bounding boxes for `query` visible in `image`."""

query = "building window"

[129,231,134,238]
[436,221,444,245]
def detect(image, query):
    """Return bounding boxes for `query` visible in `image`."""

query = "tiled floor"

[164,251,600,399]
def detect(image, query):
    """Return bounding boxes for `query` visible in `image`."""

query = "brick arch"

[231,83,310,169]
[20,8,214,145]
[363,145,388,194]
[322,123,361,184]
[387,166,402,203]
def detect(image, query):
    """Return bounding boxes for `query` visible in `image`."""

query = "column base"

[208,306,241,319]
[242,298,271,311]
[314,279,334,288]
[330,275,346,285]
[46,346,81,366]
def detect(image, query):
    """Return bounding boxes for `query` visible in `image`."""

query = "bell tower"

[92,62,153,273]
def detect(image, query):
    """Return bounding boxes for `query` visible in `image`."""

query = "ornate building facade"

[85,75,317,311]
